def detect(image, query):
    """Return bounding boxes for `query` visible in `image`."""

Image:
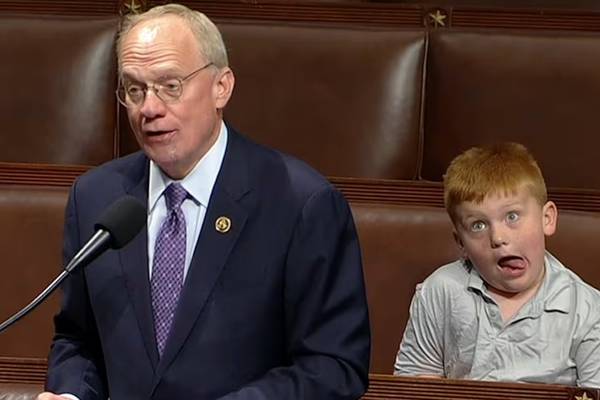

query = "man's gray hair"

[116,3,228,72]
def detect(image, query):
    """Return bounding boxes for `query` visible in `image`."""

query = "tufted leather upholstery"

[0,15,119,166]
[0,186,68,358]
[422,29,600,189]
[120,23,427,180]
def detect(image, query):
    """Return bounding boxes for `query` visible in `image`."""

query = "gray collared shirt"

[394,251,600,388]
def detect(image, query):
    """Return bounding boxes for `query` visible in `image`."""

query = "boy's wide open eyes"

[506,211,520,223]
[470,220,487,232]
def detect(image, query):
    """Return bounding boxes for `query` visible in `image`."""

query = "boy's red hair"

[444,142,547,221]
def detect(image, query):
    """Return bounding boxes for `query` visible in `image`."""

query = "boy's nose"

[490,227,509,248]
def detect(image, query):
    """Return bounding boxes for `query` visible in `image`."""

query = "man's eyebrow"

[120,68,183,81]
[120,72,142,82]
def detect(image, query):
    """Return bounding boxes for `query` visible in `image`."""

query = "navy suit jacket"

[46,128,371,399]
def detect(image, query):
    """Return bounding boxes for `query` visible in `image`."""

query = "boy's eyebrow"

[456,204,486,217]
[456,210,486,223]
[499,200,524,210]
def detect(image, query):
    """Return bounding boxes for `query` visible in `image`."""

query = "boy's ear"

[542,201,558,236]
[453,230,467,258]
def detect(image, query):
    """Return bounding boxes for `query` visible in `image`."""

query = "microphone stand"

[0,230,110,334]
[0,271,68,334]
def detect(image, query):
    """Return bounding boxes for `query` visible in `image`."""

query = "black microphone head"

[94,196,146,249]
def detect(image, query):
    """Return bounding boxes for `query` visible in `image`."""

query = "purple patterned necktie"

[151,182,187,356]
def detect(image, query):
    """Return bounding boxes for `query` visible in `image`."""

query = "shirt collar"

[465,260,487,295]
[466,251,572,315]
[539,251,572,313]
[148,121,228,213]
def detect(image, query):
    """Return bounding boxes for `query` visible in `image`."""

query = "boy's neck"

[487,265,546,323]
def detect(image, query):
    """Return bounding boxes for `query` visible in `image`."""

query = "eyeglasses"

[116,62,214,107]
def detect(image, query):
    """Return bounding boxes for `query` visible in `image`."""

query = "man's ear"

[542,200,558,237]
[214,67,235,109]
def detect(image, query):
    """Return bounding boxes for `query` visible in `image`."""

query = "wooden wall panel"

[452,8,600,30]
[164,0,424,26]
[3,0,600,32]
[0,360,597,400]
[0,163,88,188]
[155,0,600,32]
[0,0,119,15]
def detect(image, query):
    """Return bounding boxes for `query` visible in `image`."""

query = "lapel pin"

[215,216,231,233]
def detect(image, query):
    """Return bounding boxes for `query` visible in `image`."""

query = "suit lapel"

[154,128,251,380]
[118,155,160,369]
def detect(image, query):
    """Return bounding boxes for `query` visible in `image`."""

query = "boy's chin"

[488,277,540,299]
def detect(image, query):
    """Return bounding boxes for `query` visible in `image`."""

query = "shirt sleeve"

[59,394,80,400]
[394,284,445,377]
[575,318,600,388]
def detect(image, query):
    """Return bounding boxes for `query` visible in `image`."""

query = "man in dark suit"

[39,3,370,400]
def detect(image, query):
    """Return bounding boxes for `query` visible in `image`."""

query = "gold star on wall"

[428,9,447,27]
[121,0,147,16]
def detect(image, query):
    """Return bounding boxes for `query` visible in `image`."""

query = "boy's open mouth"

[497,256,526,276]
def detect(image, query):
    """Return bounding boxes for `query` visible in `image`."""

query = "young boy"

[394,142,600,387]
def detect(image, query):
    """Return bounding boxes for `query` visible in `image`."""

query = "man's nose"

[139,89,166,118]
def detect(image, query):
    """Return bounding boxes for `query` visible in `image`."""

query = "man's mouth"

[145,129,174,137]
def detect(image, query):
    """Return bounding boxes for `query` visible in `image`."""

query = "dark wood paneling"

[154,0,600,32]
[0,360,597,400]
[162,0,424,26]
[364,374,600,400]
[452,8,600,30]
[375,0,600,11]
[3,0,600,32]
[1,165,599,213]
[333,177,444,206]
[0,0,119,15]
[0,357,45,385]
[0,163,89,188]
[331,177,600,213]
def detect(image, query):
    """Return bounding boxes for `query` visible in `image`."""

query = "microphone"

[0,195,146,334]
[65,196,147,273]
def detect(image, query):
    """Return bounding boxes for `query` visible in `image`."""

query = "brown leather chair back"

[0,186,68,358]
[120,22,427,180]
[225,23,426,179]
[0,14,119,166]
[421,29,600,189]
[352,203,459,373]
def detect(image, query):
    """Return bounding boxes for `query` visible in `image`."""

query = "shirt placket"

[471,297,505,379]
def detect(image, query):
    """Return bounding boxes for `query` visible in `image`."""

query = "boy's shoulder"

[547,253,599,292]
[545,252,600,317]
[416,259,472,296]
[410,259,481,319]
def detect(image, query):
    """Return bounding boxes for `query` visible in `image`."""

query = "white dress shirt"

[147,122,227,280]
